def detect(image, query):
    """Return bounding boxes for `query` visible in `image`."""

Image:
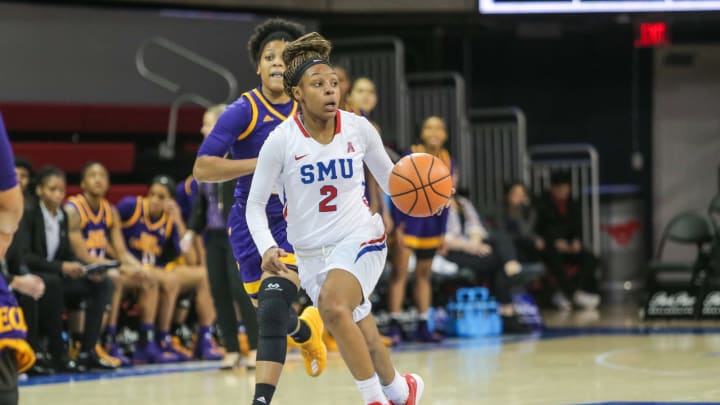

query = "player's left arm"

[360,118,394,195]
[246,131,287,274]
[163,199,197,264]
[0,116,22,259]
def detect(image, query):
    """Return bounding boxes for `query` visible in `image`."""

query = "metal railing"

[136,36,238,159]
[405,72,471,189]
[468,107,527,215]
[333,37,406,148]
[527,144,600,255]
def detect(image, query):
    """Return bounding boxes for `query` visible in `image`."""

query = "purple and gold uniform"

[176,175,198,223]
[0,114,17,192]
[65,194,114,259]
[0,278,35,373]
[0,115,35,372]
[392,144,456,252]
[197,87,298,297]
[117,196,181,269]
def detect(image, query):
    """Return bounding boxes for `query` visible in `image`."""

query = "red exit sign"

[635,22,670,48]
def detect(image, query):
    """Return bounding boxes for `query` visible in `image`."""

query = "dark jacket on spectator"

[20,201,77,275]
[534,193,583,242]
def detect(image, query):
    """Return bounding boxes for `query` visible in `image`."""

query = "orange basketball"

[389,153,453,217]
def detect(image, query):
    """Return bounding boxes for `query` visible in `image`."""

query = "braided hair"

[247,18,306,67]
[282,32,333,98]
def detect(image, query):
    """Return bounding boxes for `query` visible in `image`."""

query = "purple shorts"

[227,195,293,298]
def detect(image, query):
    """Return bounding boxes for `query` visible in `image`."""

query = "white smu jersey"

[246,110,393,254]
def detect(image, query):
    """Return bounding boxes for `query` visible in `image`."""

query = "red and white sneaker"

[390,374,425,405]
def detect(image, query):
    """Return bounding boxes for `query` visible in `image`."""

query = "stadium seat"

[642,211,714,319]
[708,194,720,235]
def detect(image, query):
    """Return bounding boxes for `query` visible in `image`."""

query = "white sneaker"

[573,290,600,310]
[552,292,572,311]
[219,352,240,370]
[396,373,424,405]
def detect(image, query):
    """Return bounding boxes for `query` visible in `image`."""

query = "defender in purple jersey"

[193,19,327,405]
[0,113,35,405]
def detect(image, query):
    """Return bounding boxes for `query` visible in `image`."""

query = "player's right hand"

[261,247,290,275]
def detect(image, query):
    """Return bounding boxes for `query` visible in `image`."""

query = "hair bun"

[282,32,333,96]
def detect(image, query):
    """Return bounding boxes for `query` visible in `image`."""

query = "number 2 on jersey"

[319,185,338,212]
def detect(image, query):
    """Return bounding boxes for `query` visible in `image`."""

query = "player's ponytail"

[282,32,333,97]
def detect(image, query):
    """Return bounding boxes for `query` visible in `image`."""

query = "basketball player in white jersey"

[246,32,424,405]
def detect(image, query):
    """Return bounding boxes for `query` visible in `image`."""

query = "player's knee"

[159,273,180,295]
[317,292,350,327]
[143,273,159,290]
[107,269,122,285]
[256,277,297,338]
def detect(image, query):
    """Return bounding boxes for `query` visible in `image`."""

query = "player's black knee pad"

[256,277,298,363]
[286,307,299,335]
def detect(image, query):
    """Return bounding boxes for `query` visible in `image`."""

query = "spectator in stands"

[184,104,258,370]
[13,157,33,204]
[117,176,222,361]
[388,116,454,344]
[534,170,600,310]
[442,190,541,334]
[347,77,377,117]
[3,170,45,376]
[334,65,352,111]
[503,182,544,263]
[23,166,115,372]
[65,162,168,365]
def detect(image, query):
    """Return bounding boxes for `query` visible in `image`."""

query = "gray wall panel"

[653,45,720,261]
[0,3,315,104]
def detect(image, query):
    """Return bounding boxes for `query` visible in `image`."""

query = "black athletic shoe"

[501,315,532,335]
[76,351,117,372]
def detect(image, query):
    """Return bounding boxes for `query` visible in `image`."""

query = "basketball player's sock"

[172,322,183,337]
[418,312,429,321]
[382,370,410,404]
[103,326,117,344]
[138,324,154,345]
[356,374,387,404]
[157,330,170,345]
[253,383,276,405]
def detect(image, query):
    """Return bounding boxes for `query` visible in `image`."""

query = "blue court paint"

[20,362,219,387]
